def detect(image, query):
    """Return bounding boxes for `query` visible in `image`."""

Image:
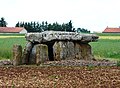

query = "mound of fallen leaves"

[0,66,120,88]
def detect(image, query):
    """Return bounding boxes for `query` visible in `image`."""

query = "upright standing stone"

[13,44,22,66]
[66,41,75,59]
[36,44,48,65]
[53,41,75,60]
[74,43,82,60]
[80,43,94,60]
[22,42,33,64]
[29,45,36,64]
[53,41,66,60]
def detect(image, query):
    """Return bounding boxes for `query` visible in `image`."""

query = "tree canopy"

[77,28,90,33]
[15,20,75,32]
[15,20,90,33]
[0,17,7,27]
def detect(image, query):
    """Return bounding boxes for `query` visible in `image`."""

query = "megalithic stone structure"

[20,31,99,65]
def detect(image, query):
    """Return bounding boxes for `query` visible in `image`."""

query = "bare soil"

[0,64,120,88]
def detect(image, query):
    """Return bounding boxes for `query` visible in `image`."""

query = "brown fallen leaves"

[0,66,120,88]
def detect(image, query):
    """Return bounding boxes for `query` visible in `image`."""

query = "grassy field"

[0,33,120,61]
[90,33,120,60]
[0,37,26,60]
[0,33,25,36]
[90,39,120,60]
[96,33,120,36]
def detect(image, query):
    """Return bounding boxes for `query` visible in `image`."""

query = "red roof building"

[103,27,120,33]
[0,27,27,34]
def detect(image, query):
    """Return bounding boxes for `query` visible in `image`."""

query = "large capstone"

[26,31,98,43]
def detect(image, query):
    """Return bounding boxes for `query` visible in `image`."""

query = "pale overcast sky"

[0,0,120,32]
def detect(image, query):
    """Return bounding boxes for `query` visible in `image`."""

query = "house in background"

[103,27,120,33]
[0,27,27,34]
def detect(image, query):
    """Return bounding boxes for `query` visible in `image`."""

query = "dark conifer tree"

[44,21,48,31]
[15,20,90,33]
[15,22,20,27]
[68,20,73,32]
[20,22,24,27]
[0,17,7,27]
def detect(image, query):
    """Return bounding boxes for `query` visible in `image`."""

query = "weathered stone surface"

[53,41,65,60]
[66,42,75,59]
[0,59,13,66]
[36,44,48,65]
[74,43,82,60]
[80,43,94,60]
[53,41,94,60]
[25,44,49,64]
[29,45,36,64]
[53,41,75,60]
[26,31,98,43]
[13,45,22,66]
[22,42,33,64]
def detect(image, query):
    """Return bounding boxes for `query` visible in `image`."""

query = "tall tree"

[0,17,7,27]
[20,22,24,27]
[15,22,20,27]
[68,20,73,32]
[44,21,48,31]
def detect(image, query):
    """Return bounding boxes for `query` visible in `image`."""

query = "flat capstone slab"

[25,31,99,43]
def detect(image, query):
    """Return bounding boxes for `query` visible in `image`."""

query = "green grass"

[95,33,120,36]
[90,39,120,60]
[0,33,25,36]
[0,37,26,60]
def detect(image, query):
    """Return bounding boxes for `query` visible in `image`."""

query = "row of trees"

[15,20,75,32]
[15,21,90,33]
[0,17,90,33]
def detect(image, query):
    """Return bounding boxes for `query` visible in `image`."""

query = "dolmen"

[13,31,99,65]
